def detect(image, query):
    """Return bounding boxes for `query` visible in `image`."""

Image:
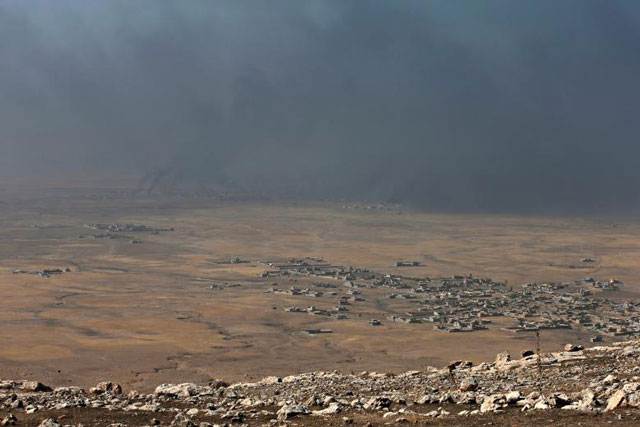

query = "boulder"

[453,391,477,404]
[416,394,435,405]
[18,381,51,392]
[322,395,336,406]
[564,344,584,352]
[207,379,228,388]
[238,398,253,407]
[363,396,391,410]
[220,410,244,422]
[398,370,421,378]
[312,402,342,416]
[438,392,453,404]
[505,391,522,404]
[277,403,310,420]
[90,381,122,395]
[471,362,492,372]
[258,376,282,385]
[459,377,478,392]
[623,382,640,393]
[53,386,84,396]
[578,388,596,409]
[552,393,572,408]
[0,381,15,391]
[154,383,208,398]
[480,394,503,412]
[607,389,626,411]
[37,419,59,427]
[495,351,511,364]
[534,400,551,410]
[627,391,640,408]
[447,360,473,370]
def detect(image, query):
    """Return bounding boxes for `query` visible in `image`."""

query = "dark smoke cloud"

[1,0,640,212]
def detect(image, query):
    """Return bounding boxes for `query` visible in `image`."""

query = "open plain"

[2,186,640,394]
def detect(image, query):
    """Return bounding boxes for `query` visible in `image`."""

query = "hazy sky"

[1,1,639,211]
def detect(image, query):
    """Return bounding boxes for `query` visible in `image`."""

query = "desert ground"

[1,185,640,392]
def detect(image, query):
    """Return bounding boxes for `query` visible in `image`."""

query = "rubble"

[5,340,640,425]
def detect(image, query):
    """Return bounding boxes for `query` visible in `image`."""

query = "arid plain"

[1,186,640,392]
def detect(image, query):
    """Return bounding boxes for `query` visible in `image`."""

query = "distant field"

[1,188,639,391]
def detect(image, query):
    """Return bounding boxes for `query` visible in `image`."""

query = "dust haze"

[1,0,640,212]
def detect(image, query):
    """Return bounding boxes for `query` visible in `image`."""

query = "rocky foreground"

[3,341,640,426]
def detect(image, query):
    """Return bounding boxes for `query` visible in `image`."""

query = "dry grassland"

[1,189,639,391]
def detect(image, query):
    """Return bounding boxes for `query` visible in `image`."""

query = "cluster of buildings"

[258,257,638,338]
[267,286,335,298]
[12,267,71,277]
[284,305,348,320]
[84,223,173,233]
[78,223,174,241]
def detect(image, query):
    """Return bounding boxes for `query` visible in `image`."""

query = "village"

[83,223,174,233]
[257,257,637,340]
[77,223,174,243]
[12,267,72,277]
